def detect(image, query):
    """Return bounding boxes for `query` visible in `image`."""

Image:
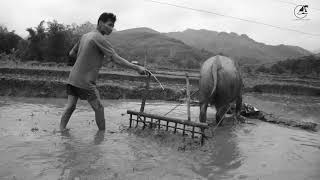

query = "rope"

[163,89,199,116]
[145,69,165,90]
[163,103,183,116]
[211,105,232,135]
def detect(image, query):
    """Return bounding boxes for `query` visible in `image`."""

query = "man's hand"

[69,50,76,58]
[136,66,149,75]
[67,51,76,66]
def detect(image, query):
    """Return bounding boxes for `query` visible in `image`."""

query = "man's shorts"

[66,84,98,101]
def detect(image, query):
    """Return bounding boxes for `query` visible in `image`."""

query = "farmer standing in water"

[60,12,147,131]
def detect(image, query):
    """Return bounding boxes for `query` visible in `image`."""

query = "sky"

[1,0,319,52]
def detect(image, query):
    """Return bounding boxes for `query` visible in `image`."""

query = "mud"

[0,94,320,180]
[0,67,200,85]
[1,77,320,102]
[0,77,183,100]
[1,67,319,133]
[228,103,319,131]
[241,111,318,131]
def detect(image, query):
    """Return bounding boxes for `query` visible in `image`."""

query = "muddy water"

[0,94,319,180]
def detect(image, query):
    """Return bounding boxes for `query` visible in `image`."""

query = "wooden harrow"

[127,73,209,144]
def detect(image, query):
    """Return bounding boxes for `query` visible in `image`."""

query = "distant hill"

[166,29,312,64]
[71,24,212,68]
[256,55,320,76]
[313,48,320,54]
[116,27,160,34]
[106,28,213,68]
[71,24,312,67]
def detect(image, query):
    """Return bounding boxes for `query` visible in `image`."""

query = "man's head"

[97,12,116,35]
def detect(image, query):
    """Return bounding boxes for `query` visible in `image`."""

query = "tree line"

[256,55,320,77]
[0,20,95,64]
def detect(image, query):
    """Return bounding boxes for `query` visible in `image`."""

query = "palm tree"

[26,20,46,60]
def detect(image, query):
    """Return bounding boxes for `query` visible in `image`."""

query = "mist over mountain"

[166,29,312,64]
[313,48,320,54]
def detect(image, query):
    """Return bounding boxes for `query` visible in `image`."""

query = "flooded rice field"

[0,93,320,180]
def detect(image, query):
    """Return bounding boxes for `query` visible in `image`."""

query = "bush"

[256,55,320,77]
[0,25,22,54]
[255,65,270,73]
[270,64,286,74]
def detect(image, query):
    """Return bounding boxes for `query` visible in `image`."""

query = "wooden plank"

[140,74,151,112]
[174,122,177,133]
[127,110,208,129]
[183,124,186,136]
[142,116,146,129]
[135,115,139,127]
[150,118,154,128]
[129,114,132,128]
[185,73,191,121]
[192,126,195,138]
[158,119,161,129]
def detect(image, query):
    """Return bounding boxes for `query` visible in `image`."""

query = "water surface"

[0,94,319,180]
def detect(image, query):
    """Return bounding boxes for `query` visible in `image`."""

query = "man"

[60,12,147,131]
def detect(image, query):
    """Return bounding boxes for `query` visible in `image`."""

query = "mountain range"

[74,23,314,68]
[106,27,213,68]
[313,48,320,54]
[166,29,312,64]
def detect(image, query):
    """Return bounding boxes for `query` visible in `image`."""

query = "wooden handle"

[140,74,151,112]
[185,73,191,121]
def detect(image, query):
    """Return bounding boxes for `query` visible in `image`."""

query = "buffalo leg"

[235,95,245,123]
[199,101,208,123]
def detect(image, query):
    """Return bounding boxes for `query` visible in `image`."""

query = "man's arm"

[93,35,147,74]
[111,53,142,72]
[69,41,80,57]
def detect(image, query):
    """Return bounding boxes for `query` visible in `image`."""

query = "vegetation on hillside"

[166,29,312,65]
[256,55,320,77]
[0,21,213,69]
[0,22,316,70]
[0,25,22,54]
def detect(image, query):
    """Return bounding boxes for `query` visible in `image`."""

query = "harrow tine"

[127,110,209,145]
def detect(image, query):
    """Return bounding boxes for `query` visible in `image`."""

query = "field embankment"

[1,66,319,99]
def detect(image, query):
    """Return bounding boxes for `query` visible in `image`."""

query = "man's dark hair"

[97,12,116,24]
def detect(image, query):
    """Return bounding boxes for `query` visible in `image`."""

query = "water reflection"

[194,125,243,179]
[57,130,106,179]
[94,130,105,145]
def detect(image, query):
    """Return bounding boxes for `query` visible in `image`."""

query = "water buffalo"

[199,55,243,125]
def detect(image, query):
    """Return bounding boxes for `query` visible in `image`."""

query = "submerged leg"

[88,98,106,130]
[199,101,209,140]
[234,95,245,123]
[60,95,78,130]
[88,89,105,131]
